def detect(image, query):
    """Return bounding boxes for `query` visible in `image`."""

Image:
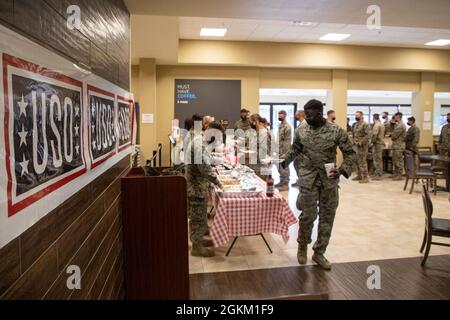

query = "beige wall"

[131,64,450,165]
[179,40,450,72]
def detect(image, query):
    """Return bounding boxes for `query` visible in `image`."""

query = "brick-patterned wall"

[0,0,131,299]
[0,0,130,90]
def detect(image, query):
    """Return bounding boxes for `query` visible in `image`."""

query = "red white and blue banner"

[0,24,134,248]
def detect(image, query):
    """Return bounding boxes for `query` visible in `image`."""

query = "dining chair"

[404,150,436,195]
[420,184,450,266]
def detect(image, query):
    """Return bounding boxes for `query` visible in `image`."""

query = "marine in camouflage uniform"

[383,118,391,137]
[371,117,385,179]
[405,117,420,154]
[276,114,292,187]
[246,127,273,179]
[185,130,221,257]
[234,108,251,131]
[439,115,450,156]
[391,117,406,180]
[352,114,371,182]
[282,99,355,270]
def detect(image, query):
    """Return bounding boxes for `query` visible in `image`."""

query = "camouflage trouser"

[356,145,369,178]
[277,164,290,184]
[439,147,449,157]
[297,179,339,254]
[392,149,405,176]
[373,144,384,177]
[188,197,208,244]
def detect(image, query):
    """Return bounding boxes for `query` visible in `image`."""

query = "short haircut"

[373,113,380,120]
[192,113,203,121]
[327,110,335,116]
[240,108,249,113]
[382,111,389,116]
[407,116,416,123]
[304,99,324,113]
[395,112,403,118]
[356,111,363,116]
[278,110,287,116]
[184,118,194,131]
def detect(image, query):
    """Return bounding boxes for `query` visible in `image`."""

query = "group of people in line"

[182,100,450,270]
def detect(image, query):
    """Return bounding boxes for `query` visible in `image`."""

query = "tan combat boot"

[200,236,214,247]
[191,243,215,257]
[312,253,332,270]
[297,245,308,265]
[359,177,369,184]
[372,175,382,181]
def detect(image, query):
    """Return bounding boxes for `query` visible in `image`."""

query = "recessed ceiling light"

[425,39,450,46]
[200,28,227,37]
[319,33,351,41]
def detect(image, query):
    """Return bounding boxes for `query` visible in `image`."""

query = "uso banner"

[0,24,134,249]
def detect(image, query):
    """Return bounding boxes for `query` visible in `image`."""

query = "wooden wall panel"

[0,156,130,300]
[0,0,130,90]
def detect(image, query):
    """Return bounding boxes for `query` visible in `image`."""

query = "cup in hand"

[325,163,336,178]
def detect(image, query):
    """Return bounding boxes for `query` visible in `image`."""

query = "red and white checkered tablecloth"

[210,178,298,247]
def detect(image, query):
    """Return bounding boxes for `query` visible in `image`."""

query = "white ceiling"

[179,17,450,49]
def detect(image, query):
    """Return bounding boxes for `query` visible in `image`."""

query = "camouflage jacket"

[277,120,292,155]
[352,121,372,146]
[383,120,392,136]
[185,133,220,198]
[284,121,355,190]
[391,121,406,150]
[372,121,385,146]
[405,125,420,152]
[234,119,251,131]
[439,124,450,149]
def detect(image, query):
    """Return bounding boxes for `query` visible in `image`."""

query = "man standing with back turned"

[281,99,355,270]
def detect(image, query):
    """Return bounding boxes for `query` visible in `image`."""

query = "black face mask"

[355,117,361,122]
[447,119,450,124]
[407,122,412,126]
[306,116,324,127]
[332,117,336,121]
[382,116,387,120]
[278,117,284,122]
[251,123,257,130]
[241,116,247,121]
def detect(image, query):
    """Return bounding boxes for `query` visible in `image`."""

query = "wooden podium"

[121,168,189,300]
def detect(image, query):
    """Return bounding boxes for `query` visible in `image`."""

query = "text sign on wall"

[117,96,133,152]
[3,54,87,217]
[0,22,136,250]
[88,86,117,169]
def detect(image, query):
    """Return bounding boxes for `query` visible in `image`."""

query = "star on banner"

[74,124,79,136]
[18,95,28,117]
[75,144,80,155]
[19,154,29,176]
[92,140,96,150]
[18,125,28,147]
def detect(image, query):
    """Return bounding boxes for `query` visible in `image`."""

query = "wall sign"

[0,24,134,249]
[3,54,87,217]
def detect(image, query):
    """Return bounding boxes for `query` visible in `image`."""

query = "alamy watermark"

[66,265,81,290]
[67,5,81,31]
[366,265,381,290]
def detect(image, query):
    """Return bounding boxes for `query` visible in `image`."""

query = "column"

[138,58,157,165]
[412,72,435,148]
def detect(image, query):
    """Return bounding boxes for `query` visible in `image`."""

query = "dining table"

[419,154,450,192]
[209,172,297,255]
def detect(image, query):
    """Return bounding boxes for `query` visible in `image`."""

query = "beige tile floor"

[189,171,450,274]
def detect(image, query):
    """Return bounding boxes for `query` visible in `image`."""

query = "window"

[439,105,450,133]
[258,103,297,141]
[347,104,412,128]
